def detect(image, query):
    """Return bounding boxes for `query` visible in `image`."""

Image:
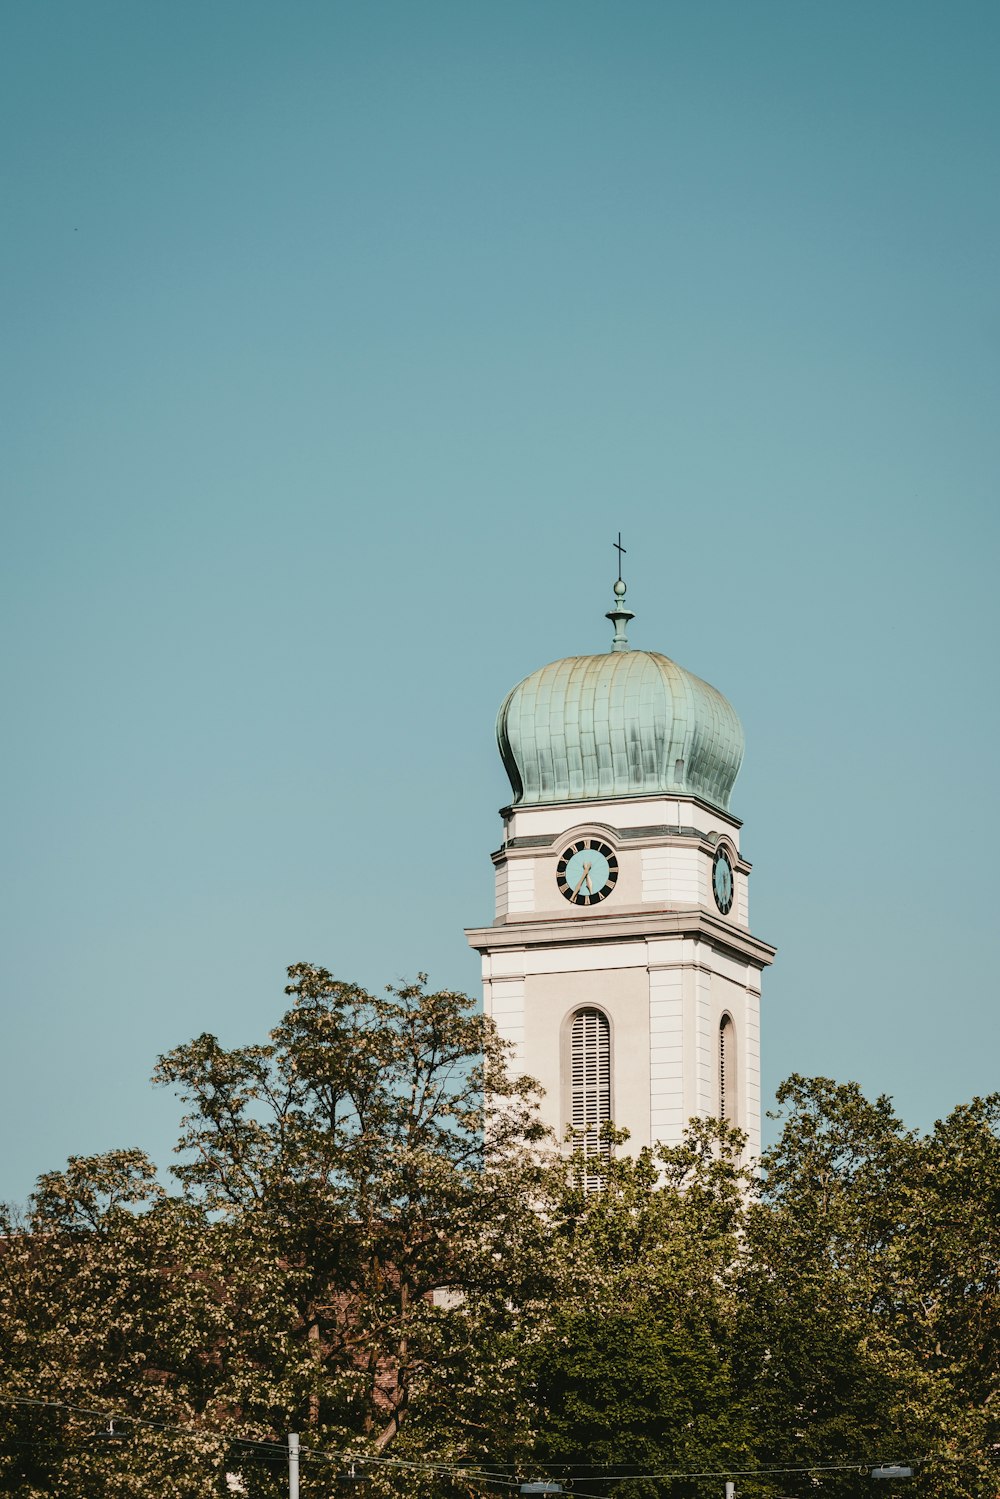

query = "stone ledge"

[466,906,776,970]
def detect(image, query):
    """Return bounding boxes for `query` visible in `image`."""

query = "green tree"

[3,980,998,1499]
[883,1095,1000,1496]
[474,1121,754,1499]
[152,967,546,1495]
[0,1149,233,1497]
[732,1077,913,1497]
[736,1076,1000,1499]
[0,970,546,1497]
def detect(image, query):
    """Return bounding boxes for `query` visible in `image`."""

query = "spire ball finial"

[606,535,634,651]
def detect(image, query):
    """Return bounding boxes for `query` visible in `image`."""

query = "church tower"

[466,562,775,1172]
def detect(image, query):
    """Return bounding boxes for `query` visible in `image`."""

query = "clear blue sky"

[3,1,998,1205]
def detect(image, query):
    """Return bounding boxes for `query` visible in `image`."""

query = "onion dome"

[496,574,744,812]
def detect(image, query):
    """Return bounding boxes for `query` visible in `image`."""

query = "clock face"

[712,847,735,915]
[557,838,619,906]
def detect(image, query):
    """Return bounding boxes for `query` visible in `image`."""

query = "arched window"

[570,1008,611,1189]
[719,1014,737,1125]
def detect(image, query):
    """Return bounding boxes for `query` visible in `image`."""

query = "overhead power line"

[0,1394,932,1485]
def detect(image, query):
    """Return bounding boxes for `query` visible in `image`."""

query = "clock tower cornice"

[499,792,744,829]
[466,906,776,970]
[492,827,752,875]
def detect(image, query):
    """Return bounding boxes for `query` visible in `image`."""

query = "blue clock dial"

[565,847,609,894]
[556,838,619,906]
[712,847,735,915]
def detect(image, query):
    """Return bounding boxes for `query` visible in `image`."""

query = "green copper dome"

[496,580,744,812]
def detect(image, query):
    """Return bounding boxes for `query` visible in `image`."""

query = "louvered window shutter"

[719,1015,735,1124]
[570,1008,611,1189]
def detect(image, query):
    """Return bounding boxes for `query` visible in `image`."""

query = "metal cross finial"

[606,534,634,651]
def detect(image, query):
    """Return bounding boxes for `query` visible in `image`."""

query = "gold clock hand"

[571,862,592,900]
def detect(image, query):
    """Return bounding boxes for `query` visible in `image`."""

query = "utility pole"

[725,1483,735,1498]
[288,1432,300,1499]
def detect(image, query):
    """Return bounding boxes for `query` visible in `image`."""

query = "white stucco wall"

[481,935,764,1157]
[476,791,771,1164]
[649,965,685,1144]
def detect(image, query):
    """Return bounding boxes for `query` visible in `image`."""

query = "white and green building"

[466,574,775,1169]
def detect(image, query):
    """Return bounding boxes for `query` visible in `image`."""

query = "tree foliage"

[0,977,997,1498]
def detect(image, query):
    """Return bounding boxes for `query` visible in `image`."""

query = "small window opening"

[719,1015,736,1125]
[570,1008,611,1190]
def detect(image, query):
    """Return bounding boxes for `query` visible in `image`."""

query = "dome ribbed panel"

[496,650,744,812]
[682,671,745,808]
